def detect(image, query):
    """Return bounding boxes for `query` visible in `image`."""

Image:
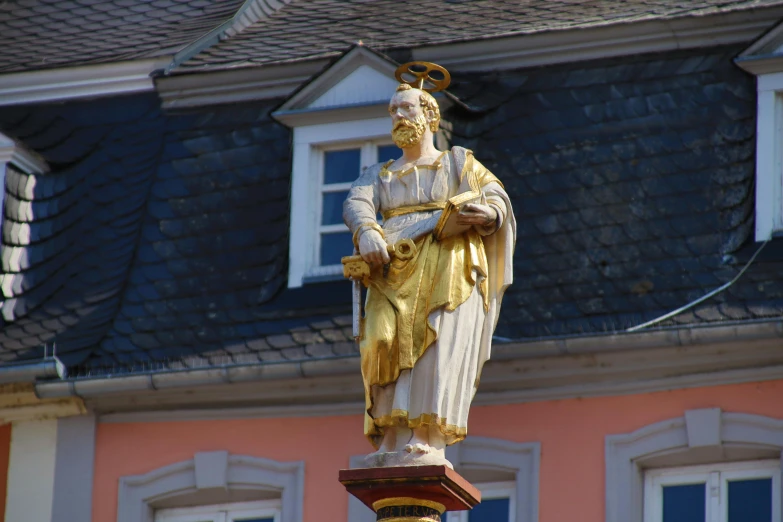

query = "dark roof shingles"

[2,43,783,374]
[0,0,244,73]
[178,0,783,71]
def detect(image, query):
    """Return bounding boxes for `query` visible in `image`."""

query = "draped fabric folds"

[343,147,516,448]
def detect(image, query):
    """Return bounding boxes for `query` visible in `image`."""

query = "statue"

[342,62,516,468]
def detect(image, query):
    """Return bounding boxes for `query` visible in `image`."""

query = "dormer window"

[736,23,783,240]
[317,143,398,269]
[274,47,404,288]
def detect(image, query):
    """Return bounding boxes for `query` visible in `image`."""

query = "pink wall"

[93,379,783,522]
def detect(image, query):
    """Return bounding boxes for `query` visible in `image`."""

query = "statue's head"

[388,84,441,149]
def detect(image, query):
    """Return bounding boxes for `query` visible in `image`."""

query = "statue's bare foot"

[405,442,431,454]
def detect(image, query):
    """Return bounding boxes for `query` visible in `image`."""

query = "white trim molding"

[117,452,304,522]
[286,118,392,288]
[0,132,48,235]
[605,408,783,522]
[736,20,783,240]
[348,437,540,522]
[274,47,406,288]
[0,133,48,176]
[4,415,96,522]
[155,499,281,522]
[0,58,170,107]
[643,459,781,522]
[156,60,328,109]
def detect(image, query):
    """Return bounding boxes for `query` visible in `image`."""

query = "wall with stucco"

[92,379,783,522]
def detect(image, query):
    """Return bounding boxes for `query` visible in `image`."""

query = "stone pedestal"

[339,465,480,521]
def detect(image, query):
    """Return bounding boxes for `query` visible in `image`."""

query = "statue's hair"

[396,83,440,132]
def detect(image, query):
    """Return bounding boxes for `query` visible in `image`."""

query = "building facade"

[1,1,783,521]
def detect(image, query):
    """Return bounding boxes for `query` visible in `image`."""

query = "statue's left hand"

[457,203,498,227]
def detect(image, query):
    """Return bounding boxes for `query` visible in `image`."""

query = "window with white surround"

[643,460,781,522]
[443,481,516,522]
[606,408,783,522]
[736,24,783,241]
[155,500,281,522]
[272,46,430,288]
[117,451,304,522]
[311,140,398,271]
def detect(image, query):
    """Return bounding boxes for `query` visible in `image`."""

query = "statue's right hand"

[359,230,390,265]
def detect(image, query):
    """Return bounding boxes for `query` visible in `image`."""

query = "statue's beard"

[391,115,427,148]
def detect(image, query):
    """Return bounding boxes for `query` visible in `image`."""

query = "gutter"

[34,318,783,399]
[0,357,65,384]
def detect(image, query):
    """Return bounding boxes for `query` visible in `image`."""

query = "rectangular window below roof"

[644,460,781,522]
[310,141,397,278]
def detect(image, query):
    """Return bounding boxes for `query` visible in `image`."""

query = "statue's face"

[389,89,428,149]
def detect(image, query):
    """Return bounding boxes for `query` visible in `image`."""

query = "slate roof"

[0,0,245,73]
[177,0,783,72]
[1,43,783,376]
[2,0,783,75]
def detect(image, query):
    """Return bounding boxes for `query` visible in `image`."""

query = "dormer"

[274,46,405,288]
[736,22,783,241]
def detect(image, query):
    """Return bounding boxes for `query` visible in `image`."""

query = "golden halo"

[394,61,451,93]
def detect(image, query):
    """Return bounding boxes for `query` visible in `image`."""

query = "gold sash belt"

[382,202,446,221]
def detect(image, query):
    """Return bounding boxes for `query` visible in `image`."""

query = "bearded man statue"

[343,77,516,468]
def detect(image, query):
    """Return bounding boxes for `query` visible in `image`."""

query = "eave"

[33,319,783,421]
[0,58,171,107]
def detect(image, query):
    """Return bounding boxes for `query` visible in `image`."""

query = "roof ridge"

[225,0,293,38]
[165,0,293,74]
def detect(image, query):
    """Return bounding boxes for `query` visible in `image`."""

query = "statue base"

[339,465,480,521]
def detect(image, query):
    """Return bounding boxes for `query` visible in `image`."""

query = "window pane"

[320,231,353,266]
[322,191,348,225]
[728,478,772,522]
[324,149,360,184]
[469,498,510,522]
[663,484,705,522]
[377,144,399,163]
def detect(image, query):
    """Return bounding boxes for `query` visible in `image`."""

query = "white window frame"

[288,117,395,287]
[155,499,281,522]
[754,72,783,241]
[643,460,781,522]
[446,481,516,522]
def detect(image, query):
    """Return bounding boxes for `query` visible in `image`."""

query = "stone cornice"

[38,319,783,420]
[0,384,86,423]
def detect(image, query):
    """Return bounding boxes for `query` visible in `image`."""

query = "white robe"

[344,147,516,444]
